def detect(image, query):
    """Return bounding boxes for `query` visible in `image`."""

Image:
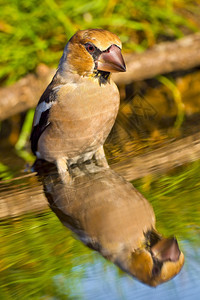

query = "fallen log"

[0,65,55,121]
[113,32,200,84]
[1,33,200,121]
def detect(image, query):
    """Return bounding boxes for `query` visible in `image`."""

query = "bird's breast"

[55,79,119,119]
[38,79,120,160]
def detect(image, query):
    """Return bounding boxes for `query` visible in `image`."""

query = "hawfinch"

[35,159,184,287]
[30,29,126,175]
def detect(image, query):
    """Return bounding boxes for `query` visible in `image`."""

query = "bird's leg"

[56,157,72,184]
[94,146,109,168]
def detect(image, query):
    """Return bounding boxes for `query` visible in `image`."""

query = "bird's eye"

[85,43,95,53]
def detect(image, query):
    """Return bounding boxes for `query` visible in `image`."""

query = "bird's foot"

[56,158,72,184]
[94,146,109,168]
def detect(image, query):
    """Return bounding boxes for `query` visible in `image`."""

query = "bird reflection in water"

[34,158,184,287]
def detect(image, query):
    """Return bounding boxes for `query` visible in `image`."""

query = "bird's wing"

[30,81,59,155]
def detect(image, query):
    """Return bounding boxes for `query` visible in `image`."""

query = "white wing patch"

[52,85,64,93]
[33,101,53,126]
[35,151,42,159]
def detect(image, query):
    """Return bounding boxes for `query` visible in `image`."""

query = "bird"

[30,29,126,178]
[34,159,184,287]
[31,28,184,286]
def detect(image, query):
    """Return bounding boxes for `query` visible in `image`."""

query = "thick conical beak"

[151,237,181,262]
[97,44,126,73]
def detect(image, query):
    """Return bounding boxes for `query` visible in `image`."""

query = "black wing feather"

[30,109,50,154]
[30,75,61,155]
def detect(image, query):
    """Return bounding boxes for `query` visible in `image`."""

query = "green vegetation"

[0,0,200,85]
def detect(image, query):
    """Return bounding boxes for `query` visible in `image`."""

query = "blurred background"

[0,0,200,299]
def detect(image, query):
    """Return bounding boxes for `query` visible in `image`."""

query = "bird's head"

[127,230,184,286]
[58,29,126,81]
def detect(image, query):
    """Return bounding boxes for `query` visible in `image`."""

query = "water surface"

[0,153,199,300]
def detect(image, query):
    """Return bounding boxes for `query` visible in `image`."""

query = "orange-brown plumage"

[66,29,122,76]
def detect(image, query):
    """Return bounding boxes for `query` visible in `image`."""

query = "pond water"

[0,151,200,300]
